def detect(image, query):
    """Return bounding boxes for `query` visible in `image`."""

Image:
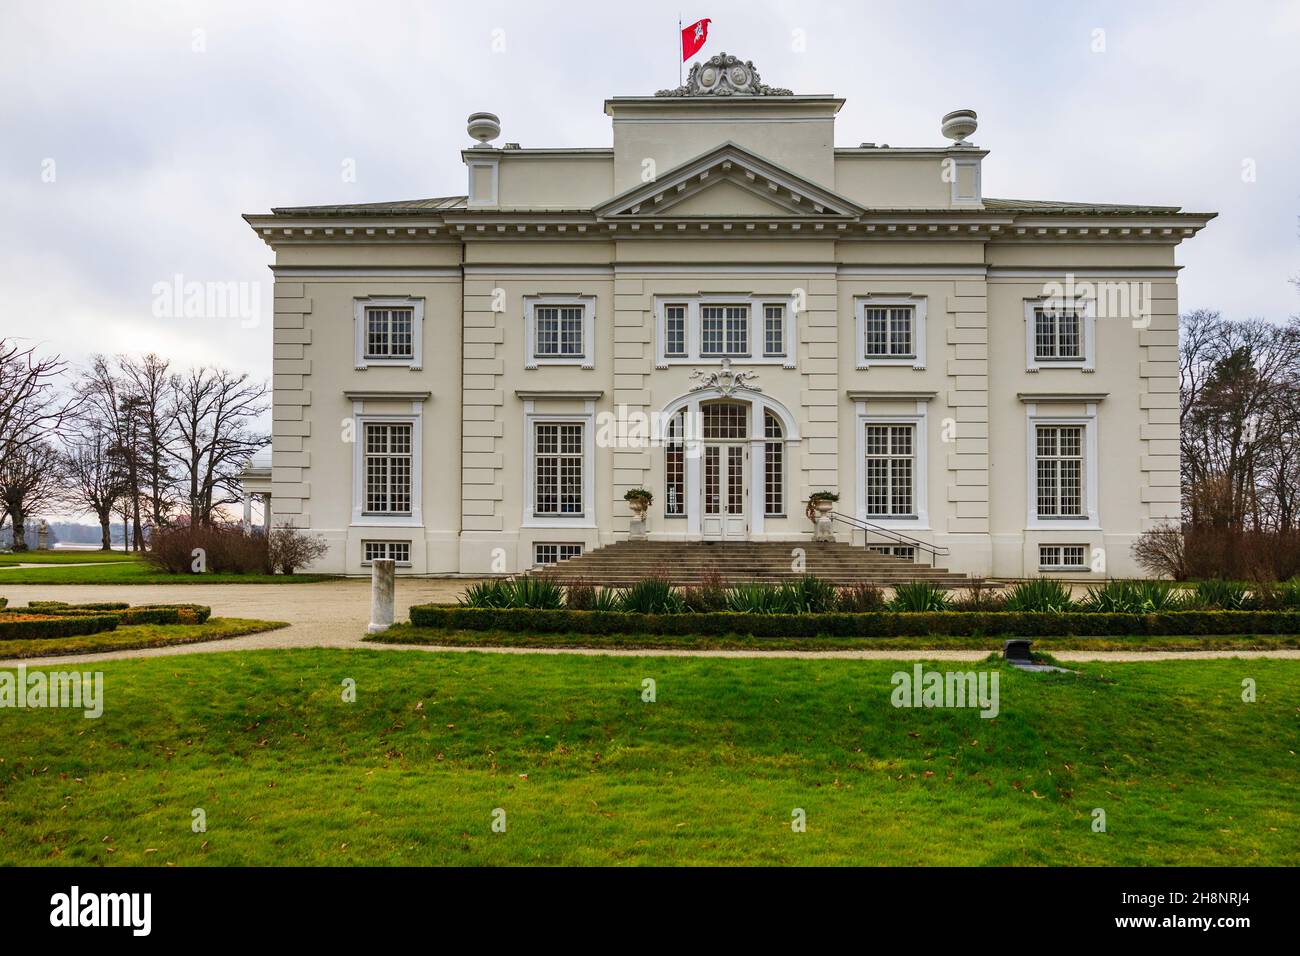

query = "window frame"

[534,542,584,567]
[349,397,425,529]
[854,399,930,530]
[1039,543,1089,571]
[524,295,596,370]
[855,295,927,371]
[654,295,796,368]
[1024,402,1100,530]
[1024,296,1096,372]
[362,540,412,567]
[353,296,425,370]
[522,400,597,529]
[763,410,785,517]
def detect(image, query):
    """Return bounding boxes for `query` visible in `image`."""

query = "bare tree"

[119,353,176,529]
[166,367,268,526]
[0,340,78,471]
[0,441,64,551]
[63,427,130,550]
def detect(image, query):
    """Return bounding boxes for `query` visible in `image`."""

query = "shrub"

[1081,579,1181,613]
[888,581,950,612]
[1003,579,1075,613]
[681,567,729,613]
[19,602,212,625]
[950,582,1007,612]
[621,576,684,614]
[267,526,329,574]
[1139,525,1300,582]
[780,574,842,613]
[1186,578,1251,610]
[726,582,789,614]
[460,580,512,609]
[144,524,270,575]
[406,605,1300,639]
[837,583,886,612]
[0,611,119,640]
[1131,526,1186,579]
[564,578,596,611]
[592,587,622,612]
[507,577,565,610]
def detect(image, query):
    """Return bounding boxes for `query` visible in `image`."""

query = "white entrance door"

[701,442,748,540]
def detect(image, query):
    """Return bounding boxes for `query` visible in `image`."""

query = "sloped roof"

[269,196,467,216]
[983,197,1185,215]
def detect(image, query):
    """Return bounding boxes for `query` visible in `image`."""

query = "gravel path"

[2,580,1299,667]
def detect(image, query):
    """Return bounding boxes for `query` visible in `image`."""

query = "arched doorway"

[659,390,799,541]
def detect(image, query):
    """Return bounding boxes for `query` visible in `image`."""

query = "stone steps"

[529,540,976,587]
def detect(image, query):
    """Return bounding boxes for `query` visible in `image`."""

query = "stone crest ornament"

[689,357,762,396]
[656,53,793,97]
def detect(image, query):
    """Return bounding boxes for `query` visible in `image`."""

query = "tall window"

[665,304,687,357]
[1034,306,1082,361]
[864,305,914,358]
[1036,425,1084,517]
[534,305,584,358]
[701,305,749,357]
[535,423,584,516]
[364,423,412,515]
[665,412,685,516]
[763,305,785,357]
[365,307,414,359]
[764,411,784,516]
[865,424,914,516]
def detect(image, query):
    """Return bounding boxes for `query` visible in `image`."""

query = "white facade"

[245,55,1212,578]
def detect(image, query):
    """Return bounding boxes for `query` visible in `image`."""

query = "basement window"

[363,540,411,566]
[534,543,583,567]
[1039,544,1088,571]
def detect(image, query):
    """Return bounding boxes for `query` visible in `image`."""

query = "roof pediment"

[594,142,865,221]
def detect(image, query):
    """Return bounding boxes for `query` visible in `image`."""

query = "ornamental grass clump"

[1081,579,1182,613]
[1002,578,1075,613]
[887,581,950,612]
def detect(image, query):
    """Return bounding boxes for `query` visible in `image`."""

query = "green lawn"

[0,550,139,566]
[0,617,288,659]
[371,623,1300,653]
[0,648,1294,865]
[0,552,336,584]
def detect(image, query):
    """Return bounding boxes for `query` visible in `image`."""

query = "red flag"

[681,18,710,62]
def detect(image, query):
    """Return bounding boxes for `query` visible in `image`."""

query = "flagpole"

[678,15,682,86]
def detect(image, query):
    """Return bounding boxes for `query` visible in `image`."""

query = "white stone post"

[367,558,396,633]
[242,494,253,534]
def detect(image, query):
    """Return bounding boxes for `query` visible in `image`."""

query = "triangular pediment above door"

[594,142,865,221]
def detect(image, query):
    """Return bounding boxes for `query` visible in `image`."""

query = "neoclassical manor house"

[244,54,1211,578]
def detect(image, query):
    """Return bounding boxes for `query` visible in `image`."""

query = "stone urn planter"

[808,492,839,542]
[624,489,653,540]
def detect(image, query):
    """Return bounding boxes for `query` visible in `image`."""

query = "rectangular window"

[869,545,916,562]
[763,305,785,357]
[1039,544,1087,570]
[534,542,583,566]
[865,424,914,516]
[665,304,687,357]
[865,306,914,358]
[535,422,584,516]
[701,305,748,356]
[365,307,415,359]
[364,423,412,515]
[1034,307,1083,360]
[363,541,411,565]
[1036,425,1085,517]
[534,305,584,358]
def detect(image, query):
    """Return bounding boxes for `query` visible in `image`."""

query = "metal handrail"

[827,510,949,567]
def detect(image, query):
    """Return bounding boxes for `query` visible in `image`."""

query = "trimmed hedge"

[408,604,1300,638]
[0,612,120,641]
[18,602,212,626]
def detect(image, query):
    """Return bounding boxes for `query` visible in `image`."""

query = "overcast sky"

[2,0,1298,386]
